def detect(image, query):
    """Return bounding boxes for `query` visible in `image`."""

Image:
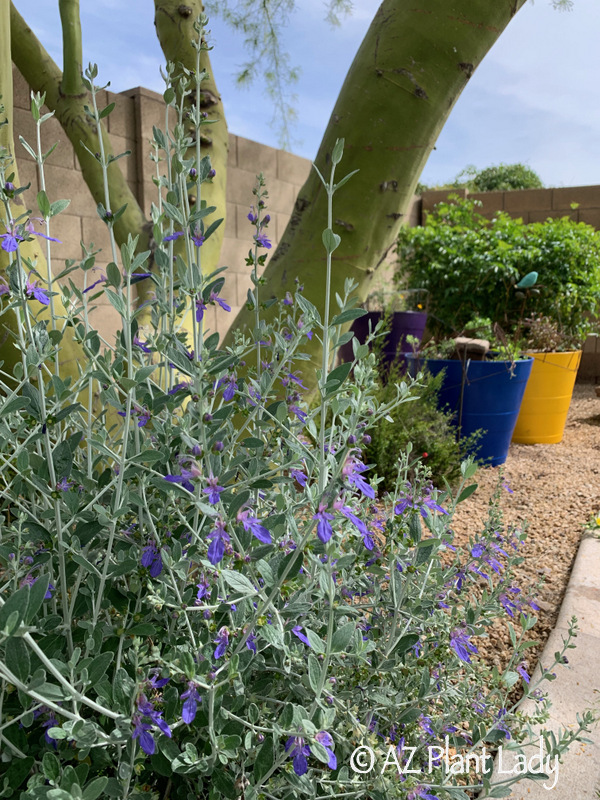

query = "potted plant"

[406,319,533,467]
[398,196,600,446]
[340,288,427,370]
[511,314,581,444]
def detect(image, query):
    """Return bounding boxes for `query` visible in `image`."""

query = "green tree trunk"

[0,0,87,382]
[225,0,528,387]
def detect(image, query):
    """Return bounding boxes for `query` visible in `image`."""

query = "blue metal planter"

[407,355,533,467]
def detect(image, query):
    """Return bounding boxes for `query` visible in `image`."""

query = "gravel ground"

[450,382,600,673]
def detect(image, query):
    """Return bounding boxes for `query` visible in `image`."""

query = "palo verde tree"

[2,0,573,390]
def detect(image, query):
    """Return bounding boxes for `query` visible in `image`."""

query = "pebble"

[451,383,600,673]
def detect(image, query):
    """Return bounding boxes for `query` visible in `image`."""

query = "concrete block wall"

[10,67,311,344]
[420,185,600,226]
[11,66,139,340]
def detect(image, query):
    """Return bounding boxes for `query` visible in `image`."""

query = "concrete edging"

[493,534,600,798]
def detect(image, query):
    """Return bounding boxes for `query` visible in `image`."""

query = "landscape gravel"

[450,382,600,673]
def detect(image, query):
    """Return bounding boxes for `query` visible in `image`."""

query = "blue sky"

[12,0,600,188]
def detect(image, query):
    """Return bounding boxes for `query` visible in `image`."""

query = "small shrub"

[365,367,479,492]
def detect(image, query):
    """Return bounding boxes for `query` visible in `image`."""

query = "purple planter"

[340,310,428,367]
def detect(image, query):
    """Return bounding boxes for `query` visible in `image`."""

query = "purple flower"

[148,671,170,690]
[282,371,307,390]
[56,477,74,491]
[133,336,153,353]
[195,295,207,322]
[408,788,441,800]
[342,458,375,500]
[289,404,307,424]
[1,219,60,253]
[237,508,272,544]
[449,627,478,664]
[338,504,374,550]
[494,708,512,740]
[163,230,184,242]
[26,274,50,305]
[0,278,9,297]
[118,406,151,428]
[83,274,107,294]
[191,226,205,247]
[246,630,257,654]
[517,663,530,684]
[315,731,337,769]
[195,576,210,604]
[203,475,225,505]
[217,374,238,401]
[133,694,172,755]
[313,504,334,544]
[132,715,156,755]
[291,469,307,487]
[164,466,197,493]
[394,483,447,518]
[214,626,229,659]
[141,543,163,578]
[419,714,435,737]
[1,225,23,252]
[283,292,293,305]
[247,208,258,225]
[285,736,310,776]
[206,519,230,565]
[168,381,191,395]
[180,681,202,723]
[292,626,311,647]
[210,290,231,314]
[254,232,272,249]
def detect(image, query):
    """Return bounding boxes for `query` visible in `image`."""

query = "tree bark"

[153,0,228,286]
[0,0,92,383]
[225,0,528,387]
[10,1,148,254]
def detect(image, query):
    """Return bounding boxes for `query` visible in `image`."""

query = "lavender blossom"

[213,626,229,659]
[342,457,375,500]
[206,519,230,565]
[315,730,337,769]
[449,627,478,664]
[203,475,225,505]
[254,232,272,249]
[313,504,334,544]
[141,543,163,578]
[180,681,202,723]
[237,508,272,544]
[285,736,310,776]
[292,626,311,647]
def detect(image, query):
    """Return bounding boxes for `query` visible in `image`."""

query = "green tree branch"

[225,0,530,390]
[58,0,84,96]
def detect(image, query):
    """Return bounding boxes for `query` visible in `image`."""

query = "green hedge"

[398,196,600,342]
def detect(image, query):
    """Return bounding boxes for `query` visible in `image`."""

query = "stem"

[318,162,337,495]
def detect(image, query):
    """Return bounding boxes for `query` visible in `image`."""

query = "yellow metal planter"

[512,351,581,444]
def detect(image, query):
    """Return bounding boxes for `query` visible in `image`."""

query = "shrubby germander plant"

[0,20,595,800]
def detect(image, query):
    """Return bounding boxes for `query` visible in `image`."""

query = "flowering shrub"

[0,21,596,800]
